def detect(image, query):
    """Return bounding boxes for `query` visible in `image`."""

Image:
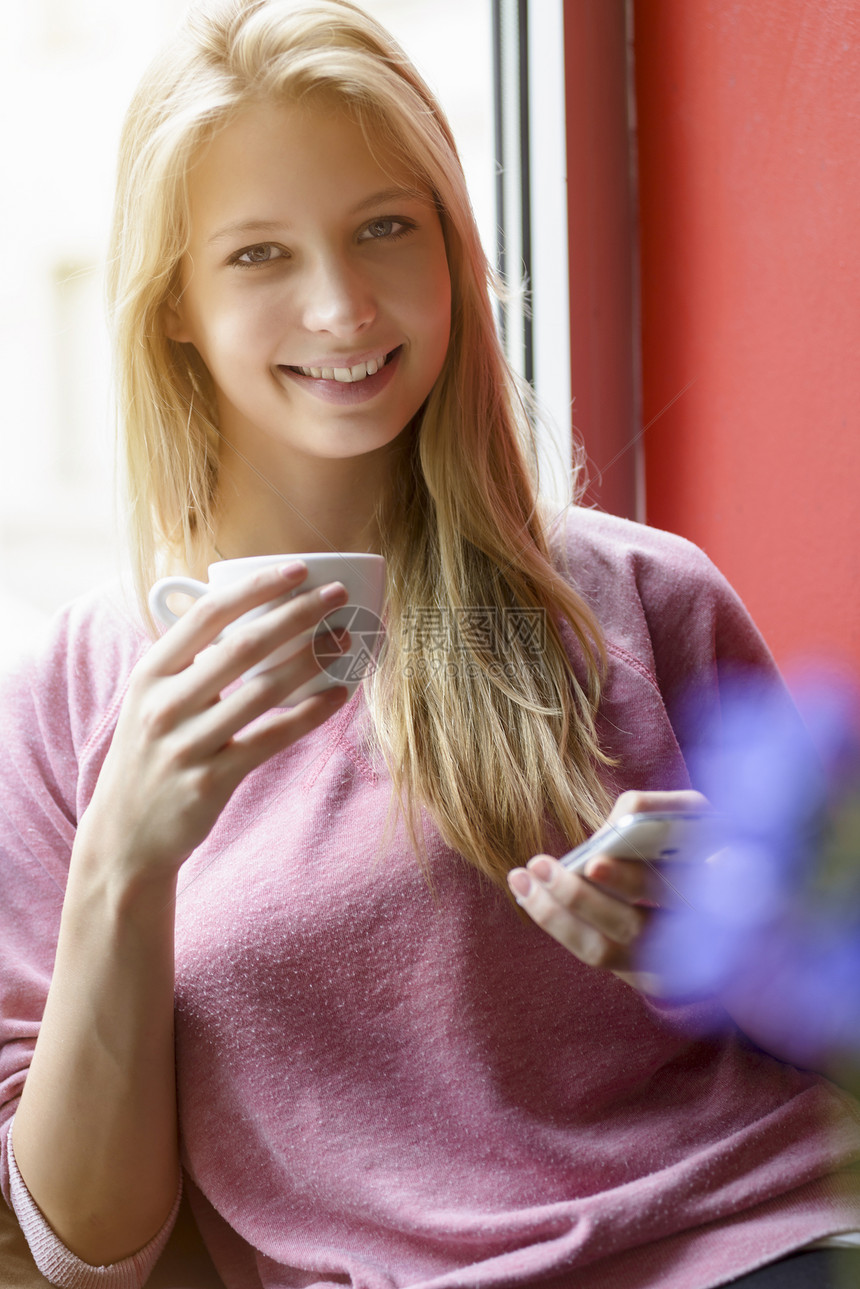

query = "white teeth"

[296,352,389,383]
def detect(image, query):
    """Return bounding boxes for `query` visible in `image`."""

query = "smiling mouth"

[283,347,399,384]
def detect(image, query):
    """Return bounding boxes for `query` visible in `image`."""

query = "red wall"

[632,0,860,670]
[564,3,640,522]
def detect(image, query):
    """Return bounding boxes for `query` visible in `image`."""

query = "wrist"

[68,831,179,923]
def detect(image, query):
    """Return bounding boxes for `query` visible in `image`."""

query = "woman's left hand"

[507,789,710,993]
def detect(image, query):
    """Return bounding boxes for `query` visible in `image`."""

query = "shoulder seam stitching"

[605,640,663,699]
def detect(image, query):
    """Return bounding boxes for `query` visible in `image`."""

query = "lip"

[277,345,402,405]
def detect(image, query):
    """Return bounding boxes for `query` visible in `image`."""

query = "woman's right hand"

[75,560,350,886]
[10,568,343,1264]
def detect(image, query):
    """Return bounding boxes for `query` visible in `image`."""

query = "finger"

[146,561,310,675]
[528,855,647,942]
[191,631,350,755]
[607,788,711,823]
[583,855,694,909]
[144,583,348,735]
[509,856,645,970]
[187,581,349,706]
[579,855,657,904]
[227,684,350,777]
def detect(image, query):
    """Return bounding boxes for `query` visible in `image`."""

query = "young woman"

[1,2,858,1287]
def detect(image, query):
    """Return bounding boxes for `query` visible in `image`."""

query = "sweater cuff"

[7,1117,182,1288]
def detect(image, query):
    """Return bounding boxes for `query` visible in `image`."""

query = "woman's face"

[165,99,452,465]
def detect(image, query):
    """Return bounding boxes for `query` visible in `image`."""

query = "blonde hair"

[108,0,614,890]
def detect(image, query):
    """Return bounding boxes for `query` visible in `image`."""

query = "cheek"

[204,291,289,360]
[426,270,452,362]
[408,254,452,349]
[427,245,453,338]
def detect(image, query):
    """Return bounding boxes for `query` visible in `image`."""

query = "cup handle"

[148,576,209,627]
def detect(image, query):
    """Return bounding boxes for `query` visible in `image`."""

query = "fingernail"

[278,560,306,579]
[527,856,553,883]
[319,581,347,603]
[508,869,531,899]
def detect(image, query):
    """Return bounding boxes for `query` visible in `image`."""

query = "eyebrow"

[350,185,428,214]
[206,187,431,245]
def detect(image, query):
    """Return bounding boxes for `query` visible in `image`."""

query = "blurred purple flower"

[638,665,860,1064]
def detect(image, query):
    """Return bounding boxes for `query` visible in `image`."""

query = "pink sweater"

[1,509,859,1289]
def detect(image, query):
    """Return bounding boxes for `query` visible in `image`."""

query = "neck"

[211,433,406,562]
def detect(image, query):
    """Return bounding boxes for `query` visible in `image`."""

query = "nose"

[299,253,377,338]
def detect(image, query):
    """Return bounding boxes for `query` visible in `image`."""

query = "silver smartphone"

[560,811,723,874]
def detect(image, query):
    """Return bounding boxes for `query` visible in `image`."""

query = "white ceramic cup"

[148,552,386,706]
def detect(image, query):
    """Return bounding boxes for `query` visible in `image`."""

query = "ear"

[162,295,194,344]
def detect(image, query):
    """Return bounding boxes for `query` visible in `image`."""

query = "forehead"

[185,100,426,238]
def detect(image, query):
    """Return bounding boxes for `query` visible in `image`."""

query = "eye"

[229,243,287,267]
[359,217,413,242]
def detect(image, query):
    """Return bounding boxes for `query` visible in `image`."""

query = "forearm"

[6,566,346,1269]
[12,840,180,1266]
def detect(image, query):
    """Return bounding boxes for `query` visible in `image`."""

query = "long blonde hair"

[107,0,614,890]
